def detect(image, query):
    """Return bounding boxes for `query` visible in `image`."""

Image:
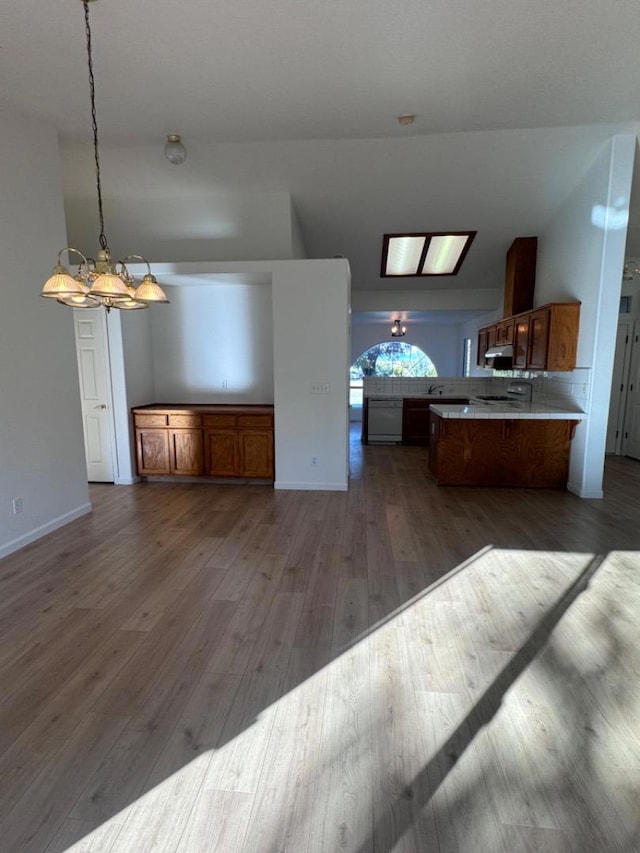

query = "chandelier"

[41,0,169,312]
[391,319,406,337]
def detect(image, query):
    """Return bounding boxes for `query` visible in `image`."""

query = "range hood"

[484,344,513,359]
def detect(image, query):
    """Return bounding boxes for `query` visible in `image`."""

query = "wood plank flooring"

[1,429,639,852]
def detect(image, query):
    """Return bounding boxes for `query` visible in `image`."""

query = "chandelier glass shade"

[41,0,169,312]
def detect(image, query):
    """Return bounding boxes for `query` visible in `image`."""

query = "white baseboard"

[274,481,348,491]
[114,476,140,485]
[567,480,603,499]
[0,502,93,560]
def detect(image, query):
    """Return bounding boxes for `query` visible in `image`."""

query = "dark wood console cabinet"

[133,404,274,481]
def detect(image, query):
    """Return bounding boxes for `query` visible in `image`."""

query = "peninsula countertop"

[429,402,586,420]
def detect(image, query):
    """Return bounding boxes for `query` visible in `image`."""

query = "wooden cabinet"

[169,429,203,475]
[402,397,468,445]
[513,316,530,369]
[204,412,274,478]
[477,301,580,372]
[477,327,490,366]
[134,411,204,476]
[429,412,579,488]
[477,325,498,367]
[495,318,514,345]
[133,405,274,481]
[136,427,171,475]
[527,308,550,369]
[504,237,537,317]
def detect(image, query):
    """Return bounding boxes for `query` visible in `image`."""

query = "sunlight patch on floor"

[59,547,640,852]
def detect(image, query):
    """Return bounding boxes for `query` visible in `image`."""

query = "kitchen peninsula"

[428,401,585,488]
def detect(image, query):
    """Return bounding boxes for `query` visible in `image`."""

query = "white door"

[622,321,640,460]
[606,320,632,454]
[74,309,116,481]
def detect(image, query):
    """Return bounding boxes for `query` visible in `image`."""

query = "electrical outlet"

[221,379,228,389]
[12,497,23,515]
[311,456,318,466]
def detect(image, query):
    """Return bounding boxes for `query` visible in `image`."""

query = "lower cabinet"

[135,427,203,476]
[170,429,204,475]
[133,405,274,481]
[429,414,579,488]
[402,397,469,445]
[203,412,274,478]
[136,428,171,475]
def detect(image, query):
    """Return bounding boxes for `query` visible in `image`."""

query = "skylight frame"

[380,231,477,278]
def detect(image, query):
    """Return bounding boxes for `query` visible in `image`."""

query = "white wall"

[0,110,90,559]
[65,190,303,265]
[536,134,637,498]
[150,284,274,404]
[272,259,350,490]
[109,309,156,484]
[290,200,308,259]
[351,319,464,377]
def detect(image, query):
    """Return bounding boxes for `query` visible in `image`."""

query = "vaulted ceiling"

[3,0,640,302]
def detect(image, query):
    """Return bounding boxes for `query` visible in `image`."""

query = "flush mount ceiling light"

[623,260,640,280]
[164,134,187,165]
[391,318,406,337]
[41,0,169,312]
[381,231,477,278]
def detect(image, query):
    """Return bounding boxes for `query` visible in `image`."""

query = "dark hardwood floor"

[0,428,639,852]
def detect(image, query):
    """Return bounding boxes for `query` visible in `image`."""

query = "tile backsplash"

[363,369,591,411]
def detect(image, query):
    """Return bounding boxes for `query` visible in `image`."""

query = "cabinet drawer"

[134,413,168,427]
[237,414,273,429]
[203,414,237,428]
[168,413,202,428]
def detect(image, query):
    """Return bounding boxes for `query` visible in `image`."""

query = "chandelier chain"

[83,0,107,251]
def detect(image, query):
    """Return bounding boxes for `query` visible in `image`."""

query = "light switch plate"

[310,382,330,394]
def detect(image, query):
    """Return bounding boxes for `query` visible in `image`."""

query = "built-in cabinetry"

[429,412,579,487]
[401,397,468,445]
[504,237,537,317]
[133,405,274,480]
[478,302,580,371]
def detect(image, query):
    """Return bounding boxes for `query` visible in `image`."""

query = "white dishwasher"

[367,397,403,443]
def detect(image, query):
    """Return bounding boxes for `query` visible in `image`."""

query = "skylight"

[381,231,476,277]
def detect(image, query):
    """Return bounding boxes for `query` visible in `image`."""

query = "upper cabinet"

[504,237,537,317]
[478,302,580,372]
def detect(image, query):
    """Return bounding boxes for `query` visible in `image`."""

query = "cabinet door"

[238,430,274,478]
[205,429,239,476]
[513,317,529,369]
[170,429,203,475]
[496,319,514,345]
[477,328,489,366]
[527,309,551,369]
[402,400,430,446]
[136,428,171,475]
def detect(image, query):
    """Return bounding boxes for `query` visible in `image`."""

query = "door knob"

[95,404,107,410]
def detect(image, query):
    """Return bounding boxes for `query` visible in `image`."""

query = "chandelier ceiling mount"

[41,0,169,312]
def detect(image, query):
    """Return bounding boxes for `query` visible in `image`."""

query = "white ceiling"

[3,0,640,299]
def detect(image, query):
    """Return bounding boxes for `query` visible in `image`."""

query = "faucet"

[428,383,445,394]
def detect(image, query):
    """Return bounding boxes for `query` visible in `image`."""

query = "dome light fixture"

[164,134,187,165]
[41,0,169,312]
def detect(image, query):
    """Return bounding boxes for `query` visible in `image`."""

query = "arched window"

[349,342,437,407]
